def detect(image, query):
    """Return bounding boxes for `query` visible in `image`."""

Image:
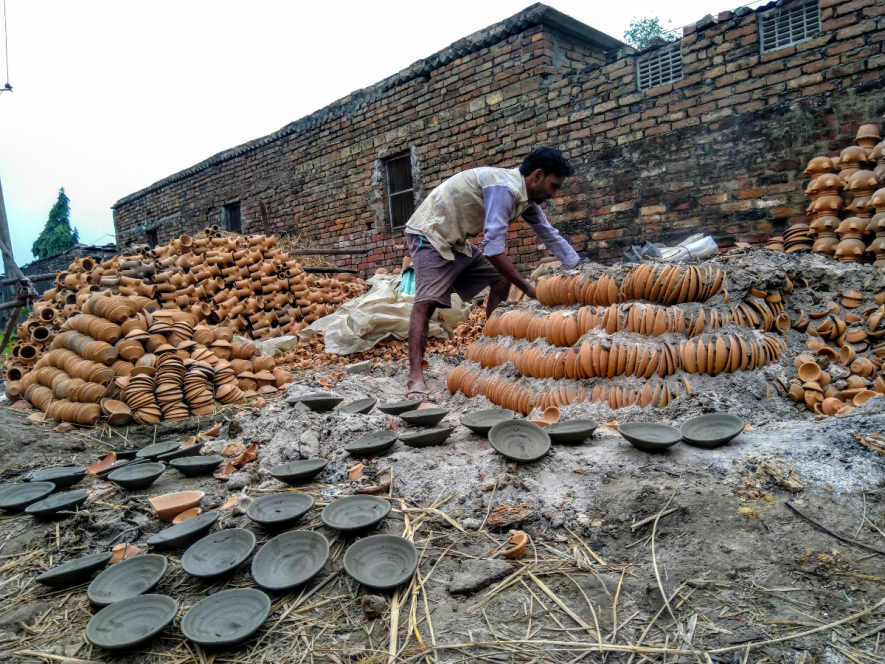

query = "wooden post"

[1,306,19,352]
[0,176,15,281]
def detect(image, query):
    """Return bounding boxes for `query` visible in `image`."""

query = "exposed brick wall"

[113,0,885,271]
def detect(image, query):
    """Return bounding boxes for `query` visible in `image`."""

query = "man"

[404,146,580,401]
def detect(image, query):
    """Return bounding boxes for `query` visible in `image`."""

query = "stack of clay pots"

[788,350,885,416]
[804,123,885,263]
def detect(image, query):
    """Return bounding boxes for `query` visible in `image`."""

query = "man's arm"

[521,203,581,268]
[480,187,537,299]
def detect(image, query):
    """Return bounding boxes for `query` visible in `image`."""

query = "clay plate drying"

[180,588,271,646]
[108,462,166,490]
[399,407,450,427]
[376,399,423,415]
[460,408,515,436]
[156,441,204,461]
[488,420,551,462]
[0,482,56,512]
[28,465,87,489]
[321,495,392,532]
[618,423,682,452]
[298,394,344,412]
[36,552,114,588]
[169,455,224,477]
[94,457,149,479]
[344,431,398,456]
[87,553,168,606]
[680,413,746,448]
[338,397,377,414]
[545,419,600,444]
[399,427,455,448]
[146,511,221,550]
[135,441,181,460]
[85,594,178,651]
[250,530,330,591]
[269,459,329,485]
[25,490,89,519]
[246,492,315,528]
[181,528,256,578]
[343,534,419,590]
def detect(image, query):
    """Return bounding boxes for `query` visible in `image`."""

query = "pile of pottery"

[5,294,289,425]
[4,231,367,383]
[450,259,885,415]
[787,351,884,416]
[803,123,885,266]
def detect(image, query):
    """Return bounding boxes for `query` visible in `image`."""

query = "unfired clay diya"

[343,534,419,590]
[680,413,745,448]
[269,458,329,484]
[180,588,271,646]
[181,528,256,578]
[246,492,315,528]
[87,554,168,606]
[321,495,392,532]
[488,420,551,462]
[85,594,178,651]
[250,530,330,591]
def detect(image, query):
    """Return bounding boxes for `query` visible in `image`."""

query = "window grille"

[145,228,158,248]
[385,155,415,229]
[637,43,683,91]
[223,202,242,233]
[759,1,820,53]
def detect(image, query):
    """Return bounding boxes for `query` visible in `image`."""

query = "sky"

[0,0,754,266]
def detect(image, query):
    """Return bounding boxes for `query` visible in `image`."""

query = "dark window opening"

[385,155,415,229]
[224,202,242,233]
[146,229,158,248]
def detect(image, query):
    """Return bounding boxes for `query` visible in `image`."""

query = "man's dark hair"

[519,146,574,178]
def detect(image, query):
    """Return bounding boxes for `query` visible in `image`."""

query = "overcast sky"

[0,0,753,266]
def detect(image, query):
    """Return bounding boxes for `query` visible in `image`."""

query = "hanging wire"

[1,0,11,93]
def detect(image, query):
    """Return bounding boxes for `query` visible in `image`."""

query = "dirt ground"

[1,352,884,664]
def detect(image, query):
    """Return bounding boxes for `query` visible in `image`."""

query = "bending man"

[404,146,580,401]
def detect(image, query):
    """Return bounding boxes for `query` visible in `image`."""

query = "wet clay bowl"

[0,482,56,512]
[136,441,181,460]
[343,534,419,590]
[339,397,377,415]
[87,553,168,606]
[36,552,114,588]
[246,492,315,529]
[251,530,330,591]
[376,399,423,415]
[181,588,271,646]
[399,427,455,448]
[149,490,205,521]
[86,594,178,651]
[545,419,600,444]
[399,407,450,427]
[298,394,344,412]
[270,459,329,485]
[460,408,515,436]
[95,458,149,479]
[344,431,398,457]
[28,465,87,490]
[321,495,392,533]
[147,511,220,550]
[156,440,204,462]
[680,413,746,449]
[25,490,89,519]
[169,455,224,477]
[181,528,256,579]
[619,423,682,452]
[108,462,166,490]
[488,420,551,463]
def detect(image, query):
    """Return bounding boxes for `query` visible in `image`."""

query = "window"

[759,1,820,53]
[145,228,158,248]
[385,155,415,229]
[637,42,683,91]
[223,202,242,233]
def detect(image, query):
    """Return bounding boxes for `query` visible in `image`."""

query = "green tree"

[31,188,79,259]
[624,16,670,50]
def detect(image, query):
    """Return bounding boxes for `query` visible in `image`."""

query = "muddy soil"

[1,353,884,663]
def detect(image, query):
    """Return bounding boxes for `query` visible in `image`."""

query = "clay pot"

[541,406,561,425]
[796,362,821,382]
[500,533,528,560]
[856,124,881,149]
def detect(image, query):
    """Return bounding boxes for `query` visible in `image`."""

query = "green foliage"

[31,188,79,260]
[624,16,671,50]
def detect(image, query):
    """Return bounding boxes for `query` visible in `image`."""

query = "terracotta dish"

[343,534,419,590]
[269,459,329,485]
[680,413,745,448]
[180,588,271,646]
[246,492,315,529]
[321,495,392,532]
[181,528,256,578]
[460,408,515,436]
[36,552,114,588]
[250,530,330,591]
[488,420,551,462]
[85,594,178,651]
[87,554,168,606]
[149,490,205,521]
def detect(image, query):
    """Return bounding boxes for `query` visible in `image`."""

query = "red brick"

[736,188,763,199]
[699,193,727,205]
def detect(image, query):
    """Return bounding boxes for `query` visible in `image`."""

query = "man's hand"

[523,283,537,300]
[487,254,534,297]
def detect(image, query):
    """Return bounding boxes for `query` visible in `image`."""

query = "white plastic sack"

[297,276,468,355]
[236,334,300,357]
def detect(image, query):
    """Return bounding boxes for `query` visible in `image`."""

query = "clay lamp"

[841,145,870,170]
[806,174,845,198]
[853,390,877,406]
[797,362,822,383]
[87,453,117,476]
[541,406,561,424]
[500,533,529,560]
[856,124,882,150]
[109,543,141,564]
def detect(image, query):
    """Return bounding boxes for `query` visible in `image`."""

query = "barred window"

[759,0,820,53]
[385,155,415,229]
[637,43,683,91]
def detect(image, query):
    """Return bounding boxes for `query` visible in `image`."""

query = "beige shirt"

[405,167,532,260]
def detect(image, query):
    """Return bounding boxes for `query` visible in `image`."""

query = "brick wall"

[113,0,885,271]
